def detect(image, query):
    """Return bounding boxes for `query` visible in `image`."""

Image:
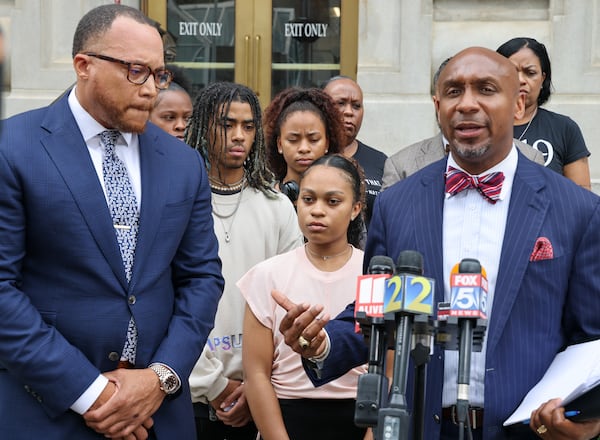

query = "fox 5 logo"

[450,286,487,316]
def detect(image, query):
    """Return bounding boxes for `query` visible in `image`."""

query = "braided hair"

[300,154,366,249]
[264,87,345,183]
[185,81,276,198]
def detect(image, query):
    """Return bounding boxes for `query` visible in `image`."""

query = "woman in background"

[264,87,345,204]
[149,64,193,140]
[497,37,591,189]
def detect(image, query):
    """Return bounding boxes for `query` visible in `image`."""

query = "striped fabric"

[445,166,505,204]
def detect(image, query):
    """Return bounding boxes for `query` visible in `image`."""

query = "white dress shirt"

[67,87,142,414]
[441,146,518,408]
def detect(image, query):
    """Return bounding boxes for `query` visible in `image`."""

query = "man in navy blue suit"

[0,4,223,439]
[273,47,600,439]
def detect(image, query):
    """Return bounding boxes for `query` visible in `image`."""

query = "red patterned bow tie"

[445,166,505,204]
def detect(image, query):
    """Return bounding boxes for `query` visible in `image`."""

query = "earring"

[325,150,329,154]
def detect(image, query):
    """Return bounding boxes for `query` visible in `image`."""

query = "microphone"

[377,251,435,440]
[439,258,488,437]
[355,255,394,320]
[354,256,394,427]
[449,259,487,320]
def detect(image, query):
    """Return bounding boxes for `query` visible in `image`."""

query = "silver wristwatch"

[149,363,180,395]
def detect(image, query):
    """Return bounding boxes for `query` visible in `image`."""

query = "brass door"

[143,0,357,108]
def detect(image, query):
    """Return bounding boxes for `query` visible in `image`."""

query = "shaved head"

[435,46,525,174]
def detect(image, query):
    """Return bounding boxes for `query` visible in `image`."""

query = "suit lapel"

[486,156,549,354]
[40,97,129,289]
[414,159,447,304]
[128,129,169,289]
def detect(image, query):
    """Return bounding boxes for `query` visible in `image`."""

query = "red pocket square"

[530,237,554,262]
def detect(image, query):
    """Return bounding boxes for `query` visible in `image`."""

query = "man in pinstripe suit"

[274,47,600,439]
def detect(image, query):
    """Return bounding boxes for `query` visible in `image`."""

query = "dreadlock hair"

[300,154,366,249]
[263,87,345,183]
[184,81,276,198]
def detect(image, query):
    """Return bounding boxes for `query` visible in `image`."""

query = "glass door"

[143,0,357,107]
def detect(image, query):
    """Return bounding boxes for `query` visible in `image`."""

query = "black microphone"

[377,250,435,440]
[354,256,394,427]
[441,258,488,438]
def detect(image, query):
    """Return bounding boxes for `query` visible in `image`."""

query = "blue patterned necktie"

[100,130,139,365]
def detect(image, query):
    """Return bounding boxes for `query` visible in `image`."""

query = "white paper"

[504,339,600,426]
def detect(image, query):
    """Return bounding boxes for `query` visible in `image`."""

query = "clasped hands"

[83,367,165,440]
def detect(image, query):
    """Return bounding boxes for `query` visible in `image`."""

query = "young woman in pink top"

[239,154,368,440]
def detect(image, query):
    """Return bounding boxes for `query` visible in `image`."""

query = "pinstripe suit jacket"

[314,151,600,439]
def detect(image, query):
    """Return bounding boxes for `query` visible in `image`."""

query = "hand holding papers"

[504,339,600,426]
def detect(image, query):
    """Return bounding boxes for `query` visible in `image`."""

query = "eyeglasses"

[85,53,173,90]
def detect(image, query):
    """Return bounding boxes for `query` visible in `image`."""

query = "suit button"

[37,395,43,403]
[128,295,136,305]
[24,385,31,393]
[108,351,120,362]
[433,414,441,424]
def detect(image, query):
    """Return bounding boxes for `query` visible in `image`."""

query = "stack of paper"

[504,338,600,426]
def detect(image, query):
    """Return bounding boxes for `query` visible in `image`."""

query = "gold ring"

[536,425,547,435]
[298,335,310,350]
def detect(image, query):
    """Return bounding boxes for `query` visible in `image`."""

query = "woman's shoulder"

[538,107,580,127]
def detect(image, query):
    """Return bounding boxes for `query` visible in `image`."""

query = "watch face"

[151,364,180,394]
[163,374,178,393]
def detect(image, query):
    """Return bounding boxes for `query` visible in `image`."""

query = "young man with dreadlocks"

[185,82,303,440]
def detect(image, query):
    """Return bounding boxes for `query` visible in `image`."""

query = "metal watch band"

[149,363,180,395]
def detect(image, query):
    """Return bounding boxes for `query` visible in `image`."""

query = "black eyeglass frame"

[84,52,173,89]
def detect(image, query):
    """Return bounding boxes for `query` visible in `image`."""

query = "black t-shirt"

[353,141,387,228]
[514,107,589,175]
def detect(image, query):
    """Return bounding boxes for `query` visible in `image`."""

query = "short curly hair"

[263,87,345,182]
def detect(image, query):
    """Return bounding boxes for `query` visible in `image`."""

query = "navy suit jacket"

[312,152,600,439]
[0,95,224,439]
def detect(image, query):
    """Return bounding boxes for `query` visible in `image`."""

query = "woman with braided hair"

[184,81,304,440]
[239,154,368,440]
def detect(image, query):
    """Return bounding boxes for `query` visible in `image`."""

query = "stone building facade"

[1,0,598,190]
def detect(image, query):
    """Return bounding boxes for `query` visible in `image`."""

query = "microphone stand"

[376,312,411,440]
[456,318,473,440]
[354,313,389,428]
[437,314,487,440]
[410,315,433,440]
[355,256,395,433]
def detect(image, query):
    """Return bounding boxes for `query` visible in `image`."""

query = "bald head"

[323,76,364,148]
[434,46,525,174]
[436,47,520,98]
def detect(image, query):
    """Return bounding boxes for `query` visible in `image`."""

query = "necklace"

[212,183,245,243]
[209,175,245,193]
[517,107,538,141]
[305,244,351,261]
